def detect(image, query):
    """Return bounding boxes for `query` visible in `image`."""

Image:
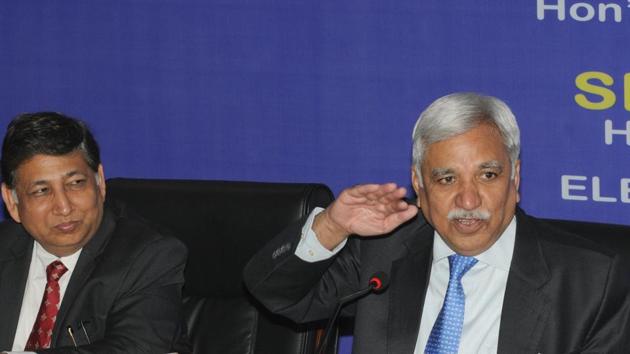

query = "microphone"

[316,272,390,354]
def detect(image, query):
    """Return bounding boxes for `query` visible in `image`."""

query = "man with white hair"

[245,92,630,353]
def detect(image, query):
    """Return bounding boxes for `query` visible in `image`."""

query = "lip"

[55,221,80,233]
[452,218,485,234]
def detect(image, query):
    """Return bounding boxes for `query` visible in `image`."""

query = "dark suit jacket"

[0,207,187,354]
[244,208,630,353]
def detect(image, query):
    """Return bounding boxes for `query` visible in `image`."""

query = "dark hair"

[1,112,101,188]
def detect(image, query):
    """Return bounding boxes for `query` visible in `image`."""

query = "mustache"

[447,209,490,221]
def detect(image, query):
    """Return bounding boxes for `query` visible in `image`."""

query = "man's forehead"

[423,125,509,157]
[14,152,92,185]
[26,170,84,185]
[426,122,504,146]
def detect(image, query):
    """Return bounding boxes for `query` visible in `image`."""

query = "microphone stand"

[315,273,388,354]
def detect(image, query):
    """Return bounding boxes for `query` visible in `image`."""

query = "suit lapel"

[498,209,551,352]
[0,225,33,350]
[52,209,117,345]
[387,221,434,354]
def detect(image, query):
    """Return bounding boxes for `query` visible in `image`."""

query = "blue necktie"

[425,254,478,354]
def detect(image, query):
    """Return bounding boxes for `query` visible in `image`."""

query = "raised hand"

[313,183,418,250]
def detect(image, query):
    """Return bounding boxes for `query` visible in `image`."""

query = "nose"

[52,190,73,216]
[455,180,481,210]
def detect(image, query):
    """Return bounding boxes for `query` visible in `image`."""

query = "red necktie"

[24,260,68,350]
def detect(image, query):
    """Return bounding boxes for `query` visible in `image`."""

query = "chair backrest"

[105,178,334,354]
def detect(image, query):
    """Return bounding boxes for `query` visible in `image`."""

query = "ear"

[1,183,21,223]
[513,159,521,203]
[96,164,106,200]
[411,166,423,208]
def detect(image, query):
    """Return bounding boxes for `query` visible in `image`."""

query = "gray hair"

[412,92,520,185]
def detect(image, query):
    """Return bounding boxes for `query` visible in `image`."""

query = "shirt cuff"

[295,207,348,262]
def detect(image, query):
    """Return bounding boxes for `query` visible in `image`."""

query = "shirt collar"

[432,216,516,271]
[34,241,82,274]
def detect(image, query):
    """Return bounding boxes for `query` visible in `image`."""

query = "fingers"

[383,204,419,231]
[402,204,419,219]
[342,183,406,206]
[325,183,417,237]
[344,183,392,200]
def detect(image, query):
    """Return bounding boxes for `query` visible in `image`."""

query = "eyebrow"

[431,168,455,178]
[29,170,83,186]
[479,160,504,171]
[430,161,504,178]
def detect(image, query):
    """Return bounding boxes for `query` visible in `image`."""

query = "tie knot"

[448,254,477,280]
[46,260,68,282]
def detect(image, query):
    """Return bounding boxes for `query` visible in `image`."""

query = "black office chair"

[106,178,335,354]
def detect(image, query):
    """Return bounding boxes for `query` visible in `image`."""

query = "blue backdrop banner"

[1,1,629,351]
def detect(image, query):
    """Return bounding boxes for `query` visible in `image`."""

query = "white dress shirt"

[9,242,81,352]
[414,218,516,353]
[295,209,516,354]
